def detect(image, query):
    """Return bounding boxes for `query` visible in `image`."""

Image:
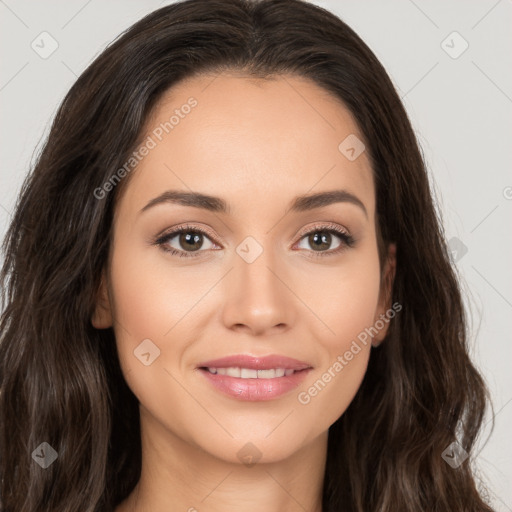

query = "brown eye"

[176,231,205,252]
[155,225,217,257]
[303,231,340,252]
[295,225,355,258]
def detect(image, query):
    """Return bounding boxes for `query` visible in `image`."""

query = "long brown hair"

[0,0,494,510]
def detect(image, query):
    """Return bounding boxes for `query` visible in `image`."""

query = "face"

[93,72,395,465]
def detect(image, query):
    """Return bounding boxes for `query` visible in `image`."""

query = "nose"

[220,241,295,337]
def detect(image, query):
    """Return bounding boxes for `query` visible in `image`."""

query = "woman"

[0,0,494,510]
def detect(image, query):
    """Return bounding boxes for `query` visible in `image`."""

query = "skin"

[92,72,396,512]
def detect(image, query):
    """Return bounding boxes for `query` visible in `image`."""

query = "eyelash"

[153,222,356,259]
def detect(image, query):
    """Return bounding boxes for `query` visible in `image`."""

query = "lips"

[196,354,313,401]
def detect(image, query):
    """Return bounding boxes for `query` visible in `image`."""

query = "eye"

[154,224,218,258]
[154,222,355,259]
[295,223,355,258]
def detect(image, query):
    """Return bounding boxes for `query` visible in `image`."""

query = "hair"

[0,0,494,510]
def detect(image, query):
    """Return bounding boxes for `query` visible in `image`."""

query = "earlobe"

[371,243,397,347]
[91,271,113,329]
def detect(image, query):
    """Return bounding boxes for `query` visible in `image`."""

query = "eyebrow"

[140,189,368,218]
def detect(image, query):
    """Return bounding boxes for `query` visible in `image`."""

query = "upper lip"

[197,354,312,371]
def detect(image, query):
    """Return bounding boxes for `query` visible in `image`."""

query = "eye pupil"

[310,231,331,251]
[180,232,203,251]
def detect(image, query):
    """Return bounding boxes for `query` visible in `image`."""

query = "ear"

[371,243,397,347]
[91,270,113,329]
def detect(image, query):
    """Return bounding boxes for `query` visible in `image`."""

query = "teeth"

[225,367,241,378]
[241,368,258,378]
[257,369,276,378]
[206,367,296,379]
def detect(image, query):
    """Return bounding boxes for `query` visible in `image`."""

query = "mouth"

[199,366,308,378]
[196,354,313,401]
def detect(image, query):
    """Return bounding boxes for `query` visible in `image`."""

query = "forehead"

[118,72,375,221]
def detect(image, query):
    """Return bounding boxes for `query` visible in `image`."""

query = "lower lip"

[198,368,311,401]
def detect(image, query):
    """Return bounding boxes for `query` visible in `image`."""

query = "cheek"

[293,251,381,425]
[296,290,376,432]
[298,349,371,432]
[108,240,202,341]
[105,241,187,390]
[106,245,203,424]
[296,246,382,349]
[318,264,381,329]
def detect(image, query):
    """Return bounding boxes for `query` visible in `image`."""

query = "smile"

[204,367,297,378]
[196,354,313,401]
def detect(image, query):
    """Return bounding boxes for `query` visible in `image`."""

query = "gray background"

[1,0,511,509]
